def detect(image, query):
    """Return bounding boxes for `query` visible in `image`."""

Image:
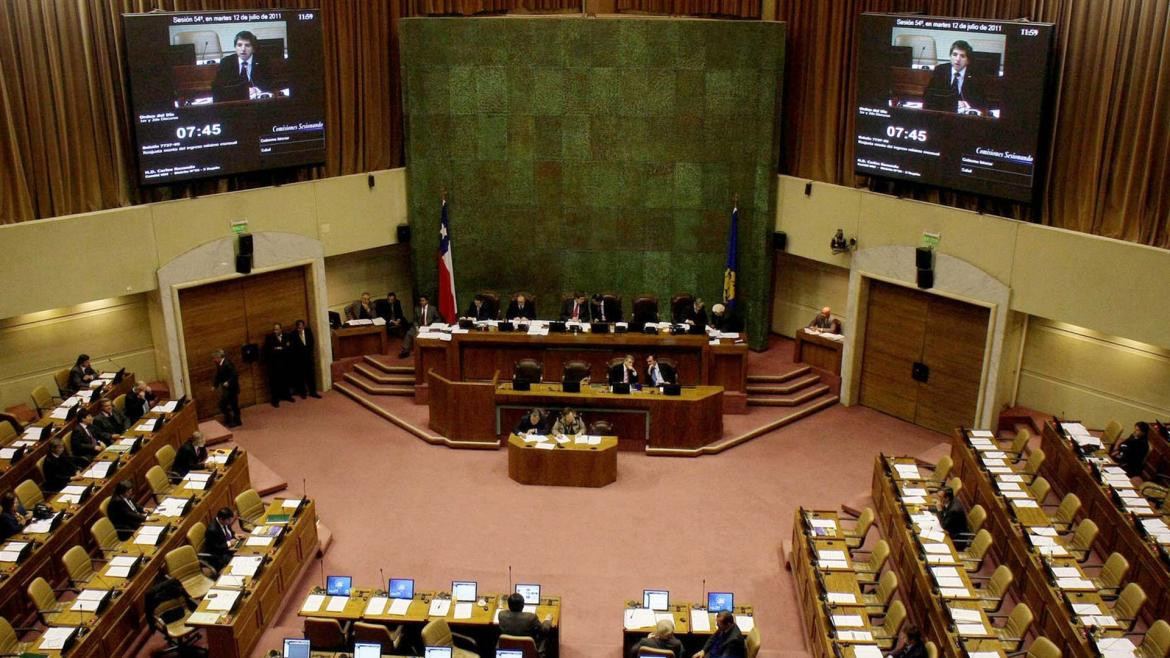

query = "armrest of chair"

[967,574,993,582]
[839,506,861,519]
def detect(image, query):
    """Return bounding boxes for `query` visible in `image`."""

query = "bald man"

[808,307,841,334]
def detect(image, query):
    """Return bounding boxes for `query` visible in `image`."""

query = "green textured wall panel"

[401,16,785,348]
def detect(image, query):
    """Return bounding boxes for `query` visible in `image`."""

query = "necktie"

[240,62,249,83]
[300,331,305,345]
[572,303,579,320]
[422,307,428,325]
[951,71,960,94]
[600,304,606,322]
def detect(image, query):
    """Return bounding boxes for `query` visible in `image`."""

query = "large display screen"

[854,14,1054,202]
[123,10,325,185]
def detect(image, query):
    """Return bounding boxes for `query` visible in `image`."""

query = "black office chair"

[562,361,590,384]
[670,293,694,323]
[514,359,543,384]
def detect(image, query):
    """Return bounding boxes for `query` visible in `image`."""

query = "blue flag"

[723,205,738,309]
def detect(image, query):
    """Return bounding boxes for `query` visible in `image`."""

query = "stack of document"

[326,596,349,612]
[154,497,191,518]
[302,594,326,613]
[429,598,451,617]
[133,525,166,546]
[853,646,884,658]
[24,513,61,535]
[134,419,159,432]
[151,400,180,413]
[0,541,29,563]
[71,589,109,612]
[893,463,921,480]
[228,555,264,578]
[1073,603,1119,628]
[38,627,77,651]
[365,596,388,616]
[105,555,139,578]
[1097,638,1138,658]
[388,597,412,615]
[204,588,241,612]
[623,607,655,629]
[82,460,116,479]
[215,574,246,589]
[55,484,90,505]
[1140,518,1170,544]
[831,614,864,628]
[816,549,848,569]
[182,472,213,490]
[806,517,838,537]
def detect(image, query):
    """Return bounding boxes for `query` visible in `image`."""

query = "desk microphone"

[701,578,706,607]
[200,39,209,64]
[507,565,512,593]
[318,558,326,591]
[380,568,386,594]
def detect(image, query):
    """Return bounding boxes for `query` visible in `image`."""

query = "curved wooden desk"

[507,433,618,487]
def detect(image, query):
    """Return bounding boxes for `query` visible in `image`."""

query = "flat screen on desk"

[643,589,669,611]
[122,9,325,185]
[354,643,381,658]
[325,575,352,597]
[497,651,525,658]
[389,578,414,599]
[425,648,454,658]
[707,592,734,613]
[515,583,540,605]
[854,13,1054,202]
[283,638,310,658]
[452,580,478,602]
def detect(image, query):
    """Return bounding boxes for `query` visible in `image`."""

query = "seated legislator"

[936,487,970,550]
[808,307,842,334]
[515,409,550,435]
[345,292,378,322]
[464,294,495,321]
[507,294,537,321]
[1111,422,1151,478]
[679,298,708,329]
[70,410,107,463]
[211,30,271,103]
[376,291,410,337]
[709,303,741,333]
[399,294,445,359]
[174,431,209,478]
[551,408,585,437]
[124,381,156,424]
[644,355,676,387]
[0,492,31,543]
[67,353,97,395]
[630,619,684,658]
[43,438,80,492]
[561,293,592,322]
[205,507,239,572]
[608,355,639,386]
[107,479,148,540]
[590,294,621,323]
[923,39,987,115]
[695,610,747,658]
[93,398,128,444]
[888,625,927,658]
[498,592,553,658]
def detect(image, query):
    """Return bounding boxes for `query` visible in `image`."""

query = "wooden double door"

[179,267,310,420]
[858,280,989,434]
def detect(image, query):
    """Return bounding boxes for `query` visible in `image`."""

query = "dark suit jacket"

[939,498,970,549]
[288,327,315,360]
[345,300,378,321]
[205,520,236,569]
[70,424,102,461]
[0,512,25,544]
[890,640,928,658]
[560,299,592,322]
[107,495,148,540]
[680,306,708,328]
[465,301,494,321]
[700,625,746,658]
[514,415,549,435]
[212,54,272,102]
[376,298,408,325]
[67,365,96,394]
[497,609,550,642]
[711,312,741,333]
[590,298,622,323]
[608,365,639,386]
[924,64,986,113]
[125,392,155,424]
[645,363,676,386]
[414,305,444,327]
[93,411,127,443]
[43,453,78,492]
[1115,435,1149,478]
[506,300,536,321]
[174,440,208,477]
[630,636,684,658]
[214,359,240,394]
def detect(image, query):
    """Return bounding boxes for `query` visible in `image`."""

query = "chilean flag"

[437,199,458,322]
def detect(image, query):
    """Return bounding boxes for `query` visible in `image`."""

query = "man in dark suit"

[560,293,592,322]
[43,438,80,492]
[288,319,320,399]
[345,292,378,322]
[263,323,294,407]
[124,382,156,424]
[644,355,675,387]
[936,487,970,550]
[710,303,741,333]
[212,349,241,428]
[924,40,987,114]
[464,294,495,321]
[506,294,536,321]
[67,354,97,395]
[174,432,208,478]
[679,298,708,329]
[211,30,271,103]
[497,592,553,658]
[889,625,927,658]
[204,507,239,571]
[376,291,410,338]
[590,294,621,323]
[608,355,639,386]
[630,619,684,658]
[399,294,445,359]
[93,398,127,444]
[695,611,747,658]
[70,410,106,463]
[107,480,148,540]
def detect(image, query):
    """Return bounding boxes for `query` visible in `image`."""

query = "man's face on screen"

[950,48,969,72]
[235,38,254,62]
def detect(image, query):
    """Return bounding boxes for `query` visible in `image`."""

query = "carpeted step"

[649,392,840,456]
[197,419,233,446]
[745,374,822,395]
[220,441,288,496]
[746,365,812,384]
[746,383,832,406]
[362,355,415,375]
[342,372,414,396]
[353,362,415,385]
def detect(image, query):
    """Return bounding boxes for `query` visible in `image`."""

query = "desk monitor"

[326,575,352,597]
[388,578,414,599]
[283,638,311,658]
[452,580,478,602]
[354,642,381,658]
[643,589,669,611]
[425,647,454,658]
[497,651,525,658]
[707,592,734,613]
[515,583,540,605]
[590,322,610,334]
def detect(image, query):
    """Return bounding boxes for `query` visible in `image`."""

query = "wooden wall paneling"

[179,279,248,419]
[241,267,310,406]
[916,296,989,433]
[858,281,928,422]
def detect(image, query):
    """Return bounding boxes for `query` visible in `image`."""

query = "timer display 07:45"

[176,124,222,139]
[886,126,927,141]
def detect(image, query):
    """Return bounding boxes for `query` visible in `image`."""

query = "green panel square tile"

[449,116,478,161]
[673,163,702,209]
[534,161,563,208]
[639,210,672,251]
[584,21,619,67]
[562,209,592,252]
[507,115,535,160]
[616,162,646,207]
[410,21,450,66]
[503,21,535,66]
[592,213,624,250]
[617,21,650,68]
[449,66,477,115]
[559,21,588,68]
[643,163,674,209]
[588,116,621,161]
[704,71,736,115]
[588,68,620,115]
[675,23,707,70]
[531,20,565,66]
[702,23,740,69]
[701,163,731,209]
[617,119,651,163]
[643,252,672,294]
[505,160,534,206]
[507,68,534,116]
[411,116,451,161]
[532,68,565,117]
[475,67,508,113]
[561,115,590,161]
[674,115,705,162]
[447,21,484,65]
[670,265,699,298]
[533,117,563,160]
[643,22,678,68]
[418,68,451,117]
[698,210,730,253]
[646,118,676,162]
[563,69,589,112]
[644,72,675,117]
[671,210,703,252]
[618,69,650,118]
[561,165,589,208]
[588,162,623,209]
[476,115,508,161]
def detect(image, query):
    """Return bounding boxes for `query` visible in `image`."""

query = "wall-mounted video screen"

[854,14,1054,202]
[123,9,326,185]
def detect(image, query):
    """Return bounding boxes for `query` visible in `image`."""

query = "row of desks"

[950,430,1140,658]
[15,445,250,656]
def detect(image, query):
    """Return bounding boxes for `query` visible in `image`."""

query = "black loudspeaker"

[396,224,411,243]
[238,233,254,256]
[917,268,934,289]
[915,246,933,269]
[235,254,252,275]
[773,231,787,250]
[241,343,260,363]
[367,173,375,188]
